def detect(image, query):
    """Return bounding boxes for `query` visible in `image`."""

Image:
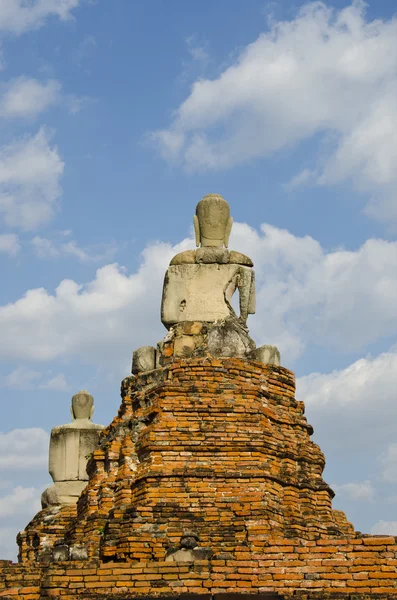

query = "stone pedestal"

[41,481,87,507]
[158,318,257,363]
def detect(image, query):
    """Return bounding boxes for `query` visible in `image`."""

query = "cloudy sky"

[0,0,396,560]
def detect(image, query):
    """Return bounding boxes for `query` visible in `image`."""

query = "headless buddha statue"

[132,193,280,371]
[161,193,256,327]
[41,391,104,508]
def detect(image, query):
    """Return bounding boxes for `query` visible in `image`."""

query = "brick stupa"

[1,194,396,599]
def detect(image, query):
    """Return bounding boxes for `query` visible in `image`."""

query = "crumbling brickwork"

[2,537,397,598]
[2,358,396,598]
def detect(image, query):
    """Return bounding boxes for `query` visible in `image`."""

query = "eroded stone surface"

[256,344,281,366]
[170,247,253,266]
[193,193,233,248]
[156,318,256,363]
[41,481,87,507]
[162,263,255,326]
[207,317,256,358]
[131,345,156,374]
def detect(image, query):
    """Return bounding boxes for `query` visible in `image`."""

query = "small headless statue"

[161,193,256,326]
[41,391,104,508]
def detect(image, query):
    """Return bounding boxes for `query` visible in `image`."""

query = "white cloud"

[178,36,211,84]
[284,168,315,191]
[297,351,397,409]
[0,77,61,119]
[152,2,397,223]
[73,33,96,65]
[4,365,41,389]
[0,127,64,230]
[186,36,209,64]
[0,0,80,35]
[332,480,374,501]
[0,428,48,469]
[0,232,19,255]
[0,224,396,366]
[0,527,18,560]
[0,486,44,560]
[371,520,397,535]
[0,486,40,518]
[0,77,90,119]
[62,240,97,262]
[32,236,116,262]
[230,223,397,357]
[0,485,44,560]
[65,94,91,114]
[0,242,183,363]
[381,443,397,484]
[32,235,59,258]
[1,366,68,391]
[40,372,68,391]
[296,349,397,452]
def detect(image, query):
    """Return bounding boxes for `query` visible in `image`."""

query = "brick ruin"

[1,194,396,599]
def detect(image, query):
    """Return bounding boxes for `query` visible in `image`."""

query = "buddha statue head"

[194,193,233,248]
[71,390,94,421]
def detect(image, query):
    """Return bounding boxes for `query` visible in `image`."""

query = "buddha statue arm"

[248,270,256,315]
[222,266,255,324]
[48,433,56,483]
[193,214,200,247]
[237,267,256,323]
[224,216,233,248]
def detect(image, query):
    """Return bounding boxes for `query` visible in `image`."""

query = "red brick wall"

[2,358,396,598]
[1,537,397,598]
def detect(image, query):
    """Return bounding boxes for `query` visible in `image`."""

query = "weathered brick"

[1,357,395,598]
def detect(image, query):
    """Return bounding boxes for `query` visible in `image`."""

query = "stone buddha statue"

[132,193,280,372]
[41,391,104,508]
[161,193,256,327]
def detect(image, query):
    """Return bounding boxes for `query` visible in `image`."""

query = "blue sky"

[0,0,396,559]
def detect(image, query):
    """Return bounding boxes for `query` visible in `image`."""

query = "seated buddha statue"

[41,390,104,507]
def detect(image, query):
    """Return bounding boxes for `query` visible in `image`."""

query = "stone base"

[132,322,283,375]
[41,481,87,507]
[157,317,257,365]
